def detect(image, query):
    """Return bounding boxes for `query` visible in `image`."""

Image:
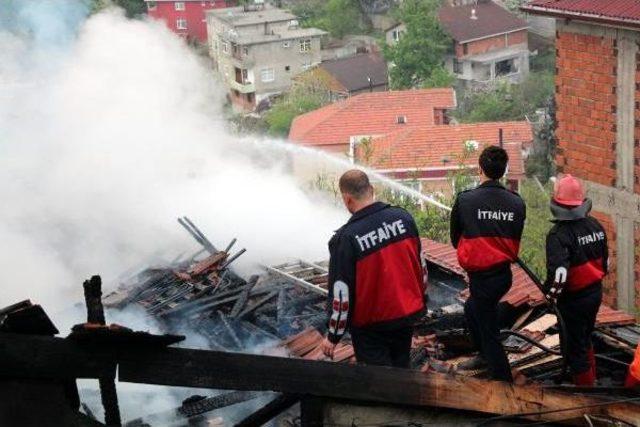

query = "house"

[522,0,640,314]
[355,122,531,194]
[386,0,530,85]
[207,4,326,111]
[294,53,389,100]
[289,88,457,155]
[145,0,232,44]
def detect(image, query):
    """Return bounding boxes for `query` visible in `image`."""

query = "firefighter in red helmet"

[545,175,608,386]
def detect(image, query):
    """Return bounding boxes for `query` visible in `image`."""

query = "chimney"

[470,8,478,20]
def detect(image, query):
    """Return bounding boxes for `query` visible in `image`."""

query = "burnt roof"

[439,1,529,43]
[319,54,388,93]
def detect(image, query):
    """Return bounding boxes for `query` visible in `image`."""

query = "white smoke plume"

[0,2,347,319]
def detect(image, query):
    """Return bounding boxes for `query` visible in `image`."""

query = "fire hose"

[512,258,571,383]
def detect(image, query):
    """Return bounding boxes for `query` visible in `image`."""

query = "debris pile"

[103,217,330,352]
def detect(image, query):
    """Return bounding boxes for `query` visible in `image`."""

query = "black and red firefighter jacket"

[326,202,426,344]
[450,180,526,275]
[545,199,608,294]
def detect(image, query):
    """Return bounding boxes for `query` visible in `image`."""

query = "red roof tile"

[288,89,457,147]
[439,1,529,43]
[522,0,640,27]
[359,122,532,176]
[422,238,634,325]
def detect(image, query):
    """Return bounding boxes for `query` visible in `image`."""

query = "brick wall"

[555,30,619,303]
[455,30,528,58]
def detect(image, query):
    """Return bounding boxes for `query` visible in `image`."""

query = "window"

[285,65,290,72]
[147,1,157,10]
[175,2,185,11]
[453,58,462,75]
[283,41,291,48]
[222,41,229,54]
[302,60,312,70]
[392,29,401,42]
[396,115,407,124]
[242,46,249,56]
[496,58,519,77]
[260,68,275,82]
[176,18,187,30]
[462,43,468,55]
[299,39,311,52]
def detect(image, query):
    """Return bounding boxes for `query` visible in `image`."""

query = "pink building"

[145,0,233,44]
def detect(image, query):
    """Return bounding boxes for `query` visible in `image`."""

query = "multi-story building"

[386,0,530,85]
[522,0,640,314]
[207,4,326,111]
[145,0,232,44]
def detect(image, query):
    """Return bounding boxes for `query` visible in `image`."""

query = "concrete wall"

[250,37,322,98]
[554,20,640,314]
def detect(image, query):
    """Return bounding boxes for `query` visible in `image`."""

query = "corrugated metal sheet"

[525,0,640,23]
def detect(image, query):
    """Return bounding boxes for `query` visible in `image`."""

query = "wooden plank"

[2,333,640,425]
[264,265,328,296]
[521,314,557,334]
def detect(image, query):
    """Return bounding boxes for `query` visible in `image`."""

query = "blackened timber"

[230,275,259,319]
[237,291,279,320]
[2,333,640,424]
[234,394,299,427]
[115,347,640,424]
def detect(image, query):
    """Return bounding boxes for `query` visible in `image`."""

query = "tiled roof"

[522,0,640,26]
[422,239,636,326]
[439,1,528,43]
[360,122,532,175]
[288,88,457,146]
[319,53,388,93]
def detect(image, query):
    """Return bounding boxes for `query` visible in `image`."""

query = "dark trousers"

[464,268,513,382]
[350,326,413,368]
[557,284,602,375]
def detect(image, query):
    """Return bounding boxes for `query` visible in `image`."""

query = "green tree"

[91,0,146,18]
[383,0,452,89]
[518,180,553,279]
[322,0,362,39]
[263,79,332,137]
[455,71,554,123]
[421,66,456,89]
[526,98,557,183]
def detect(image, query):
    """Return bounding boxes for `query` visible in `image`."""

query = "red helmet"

[553,174,585,206]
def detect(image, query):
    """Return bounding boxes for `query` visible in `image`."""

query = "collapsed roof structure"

[1,219,639,426]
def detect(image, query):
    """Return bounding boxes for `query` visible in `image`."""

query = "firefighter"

[450,146,526,382]
[545,174,607,386]
[320,169,427,367]
[625,343,640,388]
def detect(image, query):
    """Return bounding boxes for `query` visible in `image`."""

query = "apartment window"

[175,2,185,11]
[453,58,462,75]
[299,39,311,52]
[147,1,157,10]
[260,68,275,82]
[496,58,519,77]
[285,65,291,72]
[176,18,187,30]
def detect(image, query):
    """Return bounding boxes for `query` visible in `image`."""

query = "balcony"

[229,79,255,94]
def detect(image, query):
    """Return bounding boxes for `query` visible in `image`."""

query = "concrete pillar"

[614,31,638,312]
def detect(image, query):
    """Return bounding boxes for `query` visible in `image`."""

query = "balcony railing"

[229,79,255,94]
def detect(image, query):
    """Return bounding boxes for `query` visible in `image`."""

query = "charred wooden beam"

[83,275,121,427]
[2,333,640,425]
[233,393,299,427]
